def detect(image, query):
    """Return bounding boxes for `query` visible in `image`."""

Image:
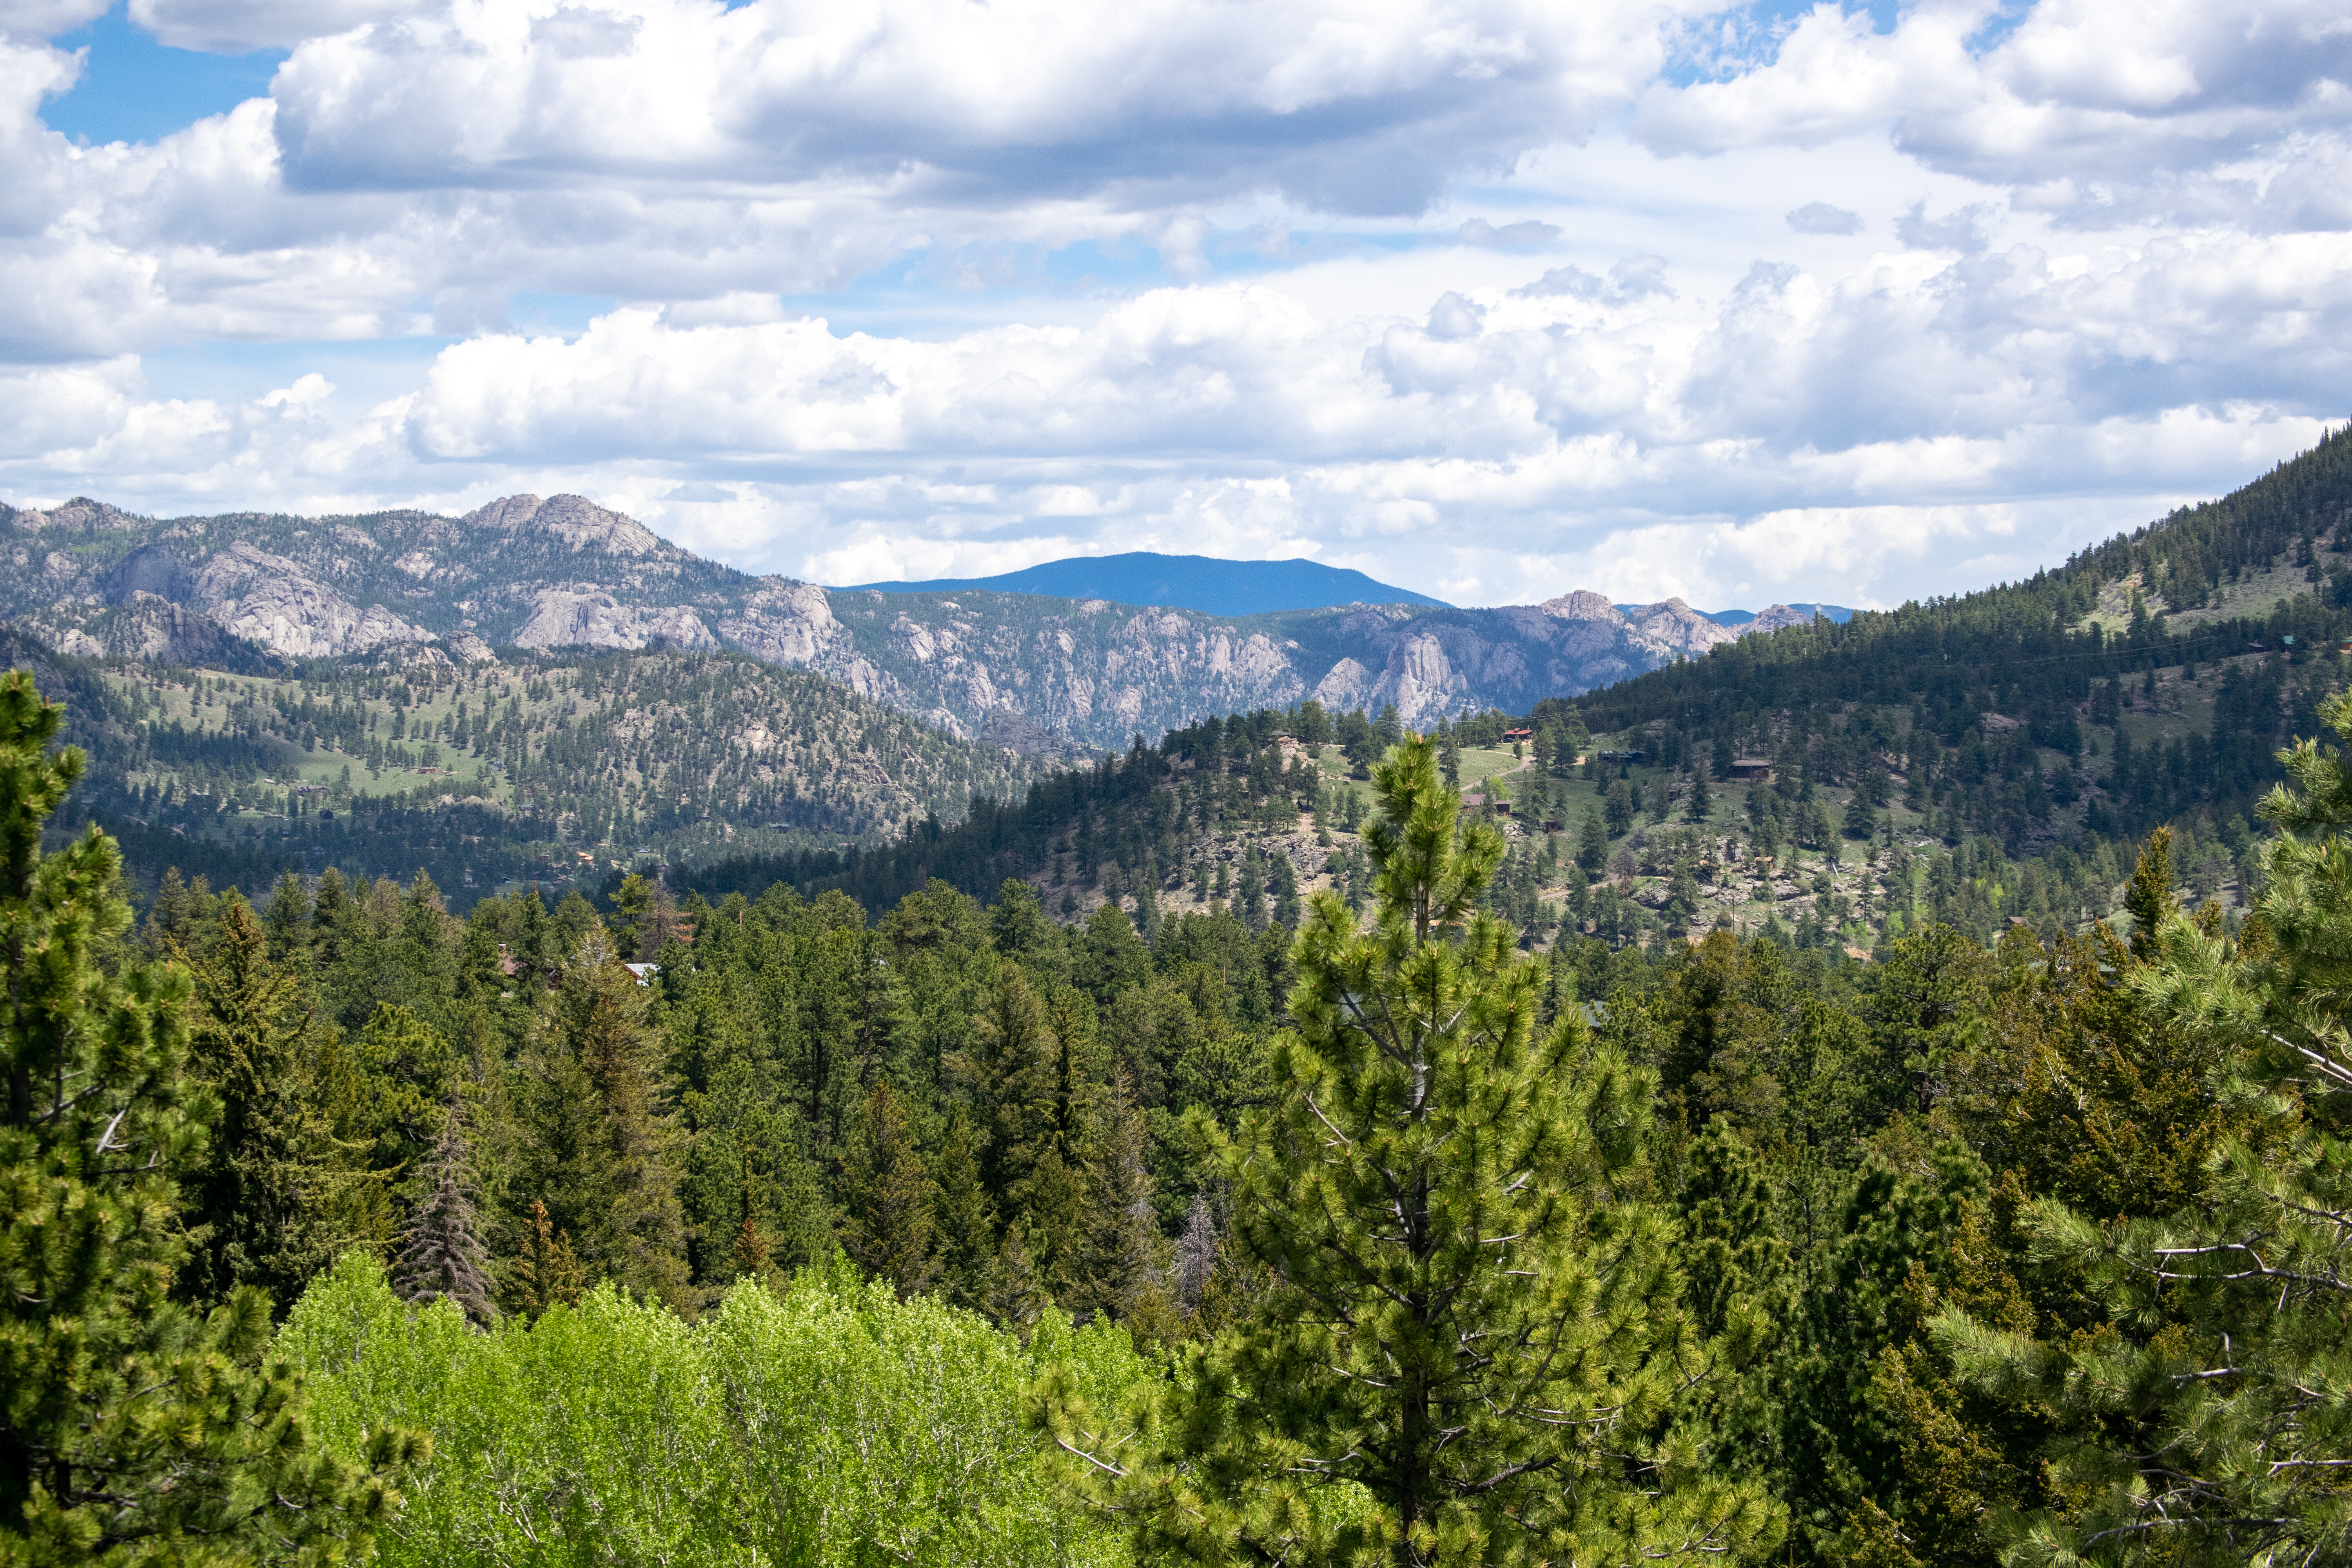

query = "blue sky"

[0,0,2345,610]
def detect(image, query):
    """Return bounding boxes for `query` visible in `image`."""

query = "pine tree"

[1687,761,1713,822]
[1843,790,1878,842]
[506,1197,584,1319]
[1036,733,1780,1567]
[951,962,1057,1215]
[989,1221,1045,1337]
[1577,808,1608,872]
[932,1106,995,1310]
[1938,692,2352,1564]
[174,893,350,1314]
[1073,1067,1169,1332]
[842,1078,938,1301]
[0,670,413,1561]
[515,926,689,1311]
[392,1103,496,1325]
[2123,823,2174,961]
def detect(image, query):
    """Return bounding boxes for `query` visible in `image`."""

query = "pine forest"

[11,434,2352,1568]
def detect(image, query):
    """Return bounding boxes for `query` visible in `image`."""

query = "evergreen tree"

[1073,1067,1170,1334]
[174,893,349,1314]
[1939,691,2352,1564]
[506,1197,584,1320]
[951,963,1056,1218]
[1577,808,1608,873]
[0,671,412,1562]
[1604,778,1635,836]
[515,926,689,1311]
[1687,762,1713,822]
[2122,823,2174,960]
[842,1078,938,1301]
[1842,790,1878,841]
[392,1103,495,1326]
[1037,734,1779,1567]
[931,1106,995,1310]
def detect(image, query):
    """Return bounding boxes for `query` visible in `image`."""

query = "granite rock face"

[0,493,1820,749]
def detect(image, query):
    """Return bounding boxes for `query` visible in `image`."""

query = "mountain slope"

[840,550,1450,615]
[0,497,1742,749]
[29,640,1053,909]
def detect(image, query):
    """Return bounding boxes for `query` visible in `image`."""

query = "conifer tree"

[1577,808,1608,872]
[1073,1067,1169,1333]
[931,1106,996,1308]
[1037,735,1779,1567]
[2122,822,2174,961]
[174,893,349,1314]
[0,671,412,1561]
[952,962,1057,1215]
[506,1197,584,1320]
[1938,693,2352,1564]
[392,1103,495,1326]
[515,926,689,1311]
[842,1078,938,1301]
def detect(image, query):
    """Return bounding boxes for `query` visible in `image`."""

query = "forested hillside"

[21,675,2352,1566]
[18,639,1053,904]
[17,437,2352,1568]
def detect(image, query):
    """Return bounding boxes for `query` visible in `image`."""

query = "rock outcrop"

[191,543,432,658]
[0,492,1840,751]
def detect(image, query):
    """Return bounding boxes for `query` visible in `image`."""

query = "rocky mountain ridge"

[1,493,1821,747]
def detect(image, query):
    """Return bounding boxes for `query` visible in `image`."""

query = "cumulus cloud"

[1459,218,1563,248]
[0,0,2345,614]
[1,0,112,36]
[1785,200,1862,234]
[1637,0,2352,231]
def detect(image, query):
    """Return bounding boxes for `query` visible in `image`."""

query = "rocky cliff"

[0,494,1809,748]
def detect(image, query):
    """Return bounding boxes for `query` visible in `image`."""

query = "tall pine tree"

[1037,734,1780,1567]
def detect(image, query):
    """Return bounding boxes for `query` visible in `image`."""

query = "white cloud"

[1785,201,1861,234]
[1637,0,2352,230]
[0,0,104,37]
[0,0,2344,616]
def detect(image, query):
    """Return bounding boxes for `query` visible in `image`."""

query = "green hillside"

[23,641,1054,907]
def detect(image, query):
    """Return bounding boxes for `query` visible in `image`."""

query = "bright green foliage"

[1035,736,1780,1567]
[0,670,412,1565]
[283,1250,1149,1568]
[1938,690,2352,1565]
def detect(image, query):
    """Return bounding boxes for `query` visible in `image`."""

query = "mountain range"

[839,551,1451,616]
[0,495,1832,750]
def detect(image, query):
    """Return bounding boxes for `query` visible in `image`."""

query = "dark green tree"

[842,1078,937,1301]
[1577,809,1608,873]
[0,670,413,1563]
[174,895,349,1315]
[1038,735,1779,1567]
[1940,691,2352,1564]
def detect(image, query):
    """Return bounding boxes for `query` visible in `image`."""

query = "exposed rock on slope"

[1740,604,1822,636]
[0,492,1820,748]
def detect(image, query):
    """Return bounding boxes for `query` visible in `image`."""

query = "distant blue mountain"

[842,552,1450,617]
[1614,602,1856,626]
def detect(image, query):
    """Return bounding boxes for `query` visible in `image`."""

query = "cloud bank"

[0,0,2344,609]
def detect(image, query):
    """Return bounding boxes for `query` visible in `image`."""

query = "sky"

[0,0,2347,611]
